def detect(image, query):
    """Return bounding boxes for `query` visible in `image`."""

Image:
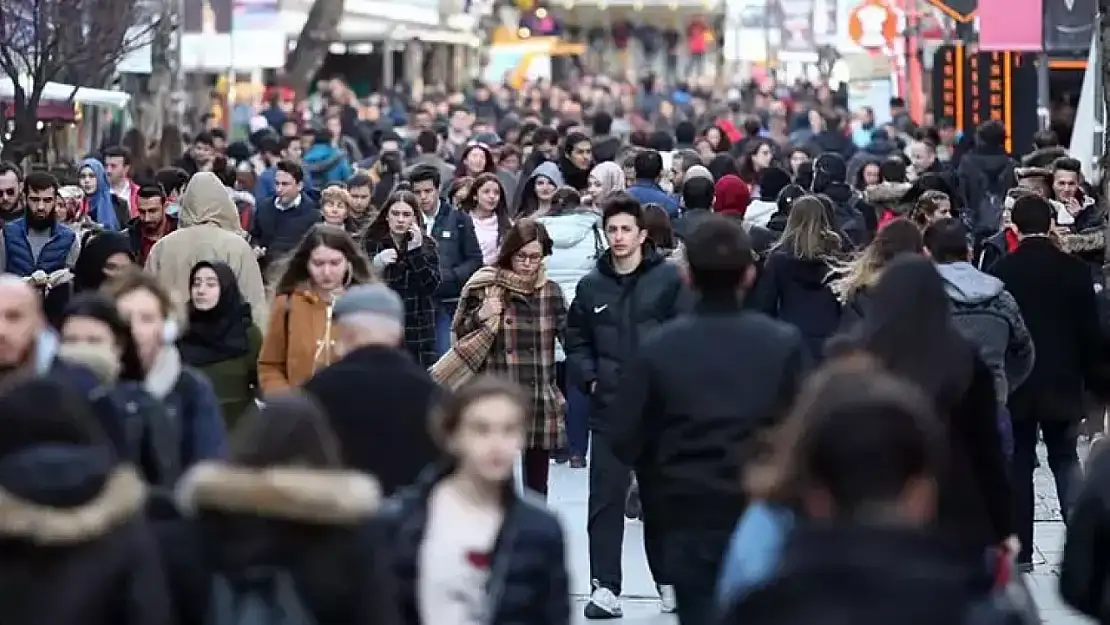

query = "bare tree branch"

[284,0,344,99]
[0,0,153,162]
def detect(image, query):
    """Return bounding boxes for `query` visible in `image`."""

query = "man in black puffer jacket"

[566,193,690,619]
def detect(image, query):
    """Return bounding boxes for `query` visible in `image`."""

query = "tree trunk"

[284,0,344,99]
[133,15,175,143]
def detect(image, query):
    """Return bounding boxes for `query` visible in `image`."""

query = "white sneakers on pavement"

[658,584,677,613]
[583,580,622,619]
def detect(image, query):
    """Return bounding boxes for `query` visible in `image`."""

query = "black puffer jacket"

[0,445,171,625]
[378,465,570,625]
[751,250,842,361]
[565,247,690,427]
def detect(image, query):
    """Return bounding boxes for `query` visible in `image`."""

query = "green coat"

[197,325,262,429]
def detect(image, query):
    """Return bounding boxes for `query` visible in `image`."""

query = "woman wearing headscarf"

[76,158,127,231]
[72,231,136,293]
[585,161,626,211]
[179,261,262,429]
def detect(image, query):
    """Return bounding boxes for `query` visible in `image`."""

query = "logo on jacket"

[594,304,608,314]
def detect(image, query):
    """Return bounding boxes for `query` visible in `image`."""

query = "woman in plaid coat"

[364,188,442,367]
[452,218,568,495]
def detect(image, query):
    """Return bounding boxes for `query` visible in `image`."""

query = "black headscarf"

[72,231,134,293]
[178,261,252,367]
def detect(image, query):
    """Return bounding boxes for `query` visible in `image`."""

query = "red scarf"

[1004,229,1019,253]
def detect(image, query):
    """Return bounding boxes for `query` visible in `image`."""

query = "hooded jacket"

[956,147,1016,237]
[0,446,171,625]
[751,249,842,361]
[536,210,604,360]
[515,162,565,218]
[146,172,268,329]
[937,261,1035,404]
[864,182,913,228]
[158,462,398,625]
[303,140,353,185]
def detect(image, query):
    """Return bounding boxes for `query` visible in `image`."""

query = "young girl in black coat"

[378,376,571,625]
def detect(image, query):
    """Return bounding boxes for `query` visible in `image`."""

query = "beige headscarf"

[589,162,626,207]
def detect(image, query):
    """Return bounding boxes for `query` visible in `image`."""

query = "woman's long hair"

[738,138,773,185]
[461,172,512,243]
[831,255,973,408]
[363,188,424,243]
[830,218,923,301]
[271,224,374,295]
[771,195,841,261]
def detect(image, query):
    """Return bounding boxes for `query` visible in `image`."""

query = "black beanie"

[759,167,792,201]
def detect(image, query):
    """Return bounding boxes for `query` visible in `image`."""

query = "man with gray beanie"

[303,283,441,496]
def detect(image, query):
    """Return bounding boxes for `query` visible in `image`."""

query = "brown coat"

[258,290,341,393]
[454,267,568,450]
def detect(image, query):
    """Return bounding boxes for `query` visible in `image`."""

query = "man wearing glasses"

[0,162,22,224]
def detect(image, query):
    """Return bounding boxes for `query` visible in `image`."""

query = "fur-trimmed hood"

[1021,146,1069,168]
[864,181,913,204]
[0,461,145,545]
[1014,166,1053,181]
[175,461,380,525]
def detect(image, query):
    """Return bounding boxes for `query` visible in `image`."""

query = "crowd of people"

[0,74,1109,625]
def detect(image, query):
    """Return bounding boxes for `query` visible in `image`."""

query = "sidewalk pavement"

[546,441,1096,625]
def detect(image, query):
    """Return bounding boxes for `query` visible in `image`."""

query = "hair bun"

[394,181,413,192]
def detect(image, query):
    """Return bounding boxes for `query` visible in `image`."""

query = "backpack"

[966,163,1014,239]
[206,568,317,625]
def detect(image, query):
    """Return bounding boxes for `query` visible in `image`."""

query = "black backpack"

[206,567,317,625]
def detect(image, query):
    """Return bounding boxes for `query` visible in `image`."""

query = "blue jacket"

[303,142,352,185]
[626,180,681,219]
[428,198,483,301]
[717,502,794,606]
[3,218,75,277]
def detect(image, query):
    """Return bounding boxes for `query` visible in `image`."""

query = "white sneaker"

[658,584,677,613]
[583,580,622,619]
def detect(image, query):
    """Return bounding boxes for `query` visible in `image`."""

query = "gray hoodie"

[937,261,1035,403]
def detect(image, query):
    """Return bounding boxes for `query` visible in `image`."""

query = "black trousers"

[665,529,733,625]
[587,431,668,594]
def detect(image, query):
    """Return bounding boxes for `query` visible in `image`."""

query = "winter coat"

[956,149,1016,238]
[427,198,484,303]
[722,524,1015,625]
[2,218,77,277]
[114,347,229,487]
[863,181,913,228]
[146,172,268,329]
[820,182,870,249]
[158,462,399,625]
[565,248,690,425]
[1060,440,1110,621]
[609,295,808,532]
[751,249,842,361]
[258,289,342,393]
[304,346,441,496]
[303,142,353,185]
[0,446,171,625]
[194,325,262,429]
[991,237,1102,421]
[937,261,1035,404]
[250,192,322,270]
[626,179,681,219]
[124,214,178,265]
[365,234,441,368]
[535,210,605,360]
[377,464,571,625]
[454,267,569,450]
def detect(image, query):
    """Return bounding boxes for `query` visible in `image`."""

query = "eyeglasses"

[514,252,544,263]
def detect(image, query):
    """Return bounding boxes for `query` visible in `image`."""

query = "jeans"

[1011,416,1080,564]
[555,362,589,457]
[587,432,668,594]
[522,447,550,497]
[665,529,733,625]
[434,301,457,358]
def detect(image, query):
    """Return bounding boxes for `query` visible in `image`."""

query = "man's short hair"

[276,160,304,184]
[1052,156,1083,176]
[155,167,190,196]
[685,214,753,291]
[922,218,969,264]
[407,163,442,189]
[347,172,372,190]
[1011,195,1053,235]
[24,171,59,194]
[633,150,664,181]
[601,193,645,229]
[682,177,714,211]
[0,161,22,181]
[194,132,215,147]
[137,184,166,201]
[102,145,131,165]
[592,111,613,136]
[415,129,438,154]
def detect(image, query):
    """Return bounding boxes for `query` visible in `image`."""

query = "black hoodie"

[956,146,1016,238]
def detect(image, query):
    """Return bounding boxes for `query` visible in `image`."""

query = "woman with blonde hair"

[751,195,844,359]
[258,224,374,393]
[831,217,924,328]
